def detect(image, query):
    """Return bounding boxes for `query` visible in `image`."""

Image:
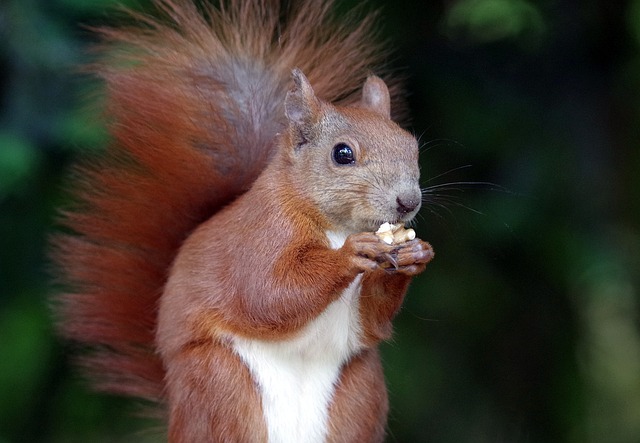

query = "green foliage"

[628,0,640,47]
[2,0,640,442]
[444,0,546,45]
[0,133,41,198]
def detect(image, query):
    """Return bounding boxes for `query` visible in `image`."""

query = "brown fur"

[53,0,397,404]
[155,76,433,440]
[327,348,389,442]
[52,0,433,440]
[165,341,268,442]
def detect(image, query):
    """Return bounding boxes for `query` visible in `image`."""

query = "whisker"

[422,181,506,192]
[419,138,466,154]
[423,165,474,183]
[442,200,485,216]
[419,205,443,221]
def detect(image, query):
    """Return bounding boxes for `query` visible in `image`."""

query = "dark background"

[2,0,640,442]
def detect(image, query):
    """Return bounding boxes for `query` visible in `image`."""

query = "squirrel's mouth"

[365,217,414,234]
[388,209,420,226]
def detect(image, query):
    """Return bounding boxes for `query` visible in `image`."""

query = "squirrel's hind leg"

[326,347,388,443]
[164,341,267,443]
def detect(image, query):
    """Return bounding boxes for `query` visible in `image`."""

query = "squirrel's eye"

[332,143,355,165]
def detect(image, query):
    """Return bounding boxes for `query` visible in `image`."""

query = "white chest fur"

[231,231,363,443]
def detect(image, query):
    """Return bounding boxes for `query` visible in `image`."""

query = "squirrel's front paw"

[343,232,395,272]
[386,239,434,276]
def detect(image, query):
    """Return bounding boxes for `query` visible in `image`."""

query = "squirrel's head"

[283,69,421,233]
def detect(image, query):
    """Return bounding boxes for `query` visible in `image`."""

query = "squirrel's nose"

[396,196,420,216]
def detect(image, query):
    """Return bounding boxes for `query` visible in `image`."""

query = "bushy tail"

[52,0,402,406]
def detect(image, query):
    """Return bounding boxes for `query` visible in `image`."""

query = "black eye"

[332,143,355,165]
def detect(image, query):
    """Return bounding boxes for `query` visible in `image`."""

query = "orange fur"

[327,348,389,442]
[165,341,268,442]
[53,0,395,404]
[52,0,432,440]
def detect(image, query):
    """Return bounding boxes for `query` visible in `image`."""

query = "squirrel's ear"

[285,69,321,143]
[361,75,391,119]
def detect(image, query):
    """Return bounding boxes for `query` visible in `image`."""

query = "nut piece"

[393,226,416,244]
[375,222,396,245]
[375,222,416,245]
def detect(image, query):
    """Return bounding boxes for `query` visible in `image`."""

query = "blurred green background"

[1,0,640,441]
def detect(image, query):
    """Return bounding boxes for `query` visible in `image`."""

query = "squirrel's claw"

[382,239,434,276]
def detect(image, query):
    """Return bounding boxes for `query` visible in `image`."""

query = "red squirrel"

[53,0,434,441]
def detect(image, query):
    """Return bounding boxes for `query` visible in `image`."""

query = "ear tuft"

[361,75,391,119]
[285,69,322,141]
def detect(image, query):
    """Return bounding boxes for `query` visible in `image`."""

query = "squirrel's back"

[52,0,403,406]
